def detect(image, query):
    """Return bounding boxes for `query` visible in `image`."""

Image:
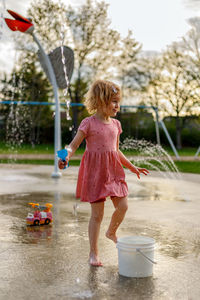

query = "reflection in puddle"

[191,235,200,258]
[129,181,186,202]
[26,225,53,243]
[0,172,200,299]
[123,219,200,260]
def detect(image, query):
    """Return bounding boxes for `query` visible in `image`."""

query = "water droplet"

[66,114,72,121]
[76,278,80,283]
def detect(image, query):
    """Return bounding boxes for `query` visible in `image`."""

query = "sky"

[0,0,200,74]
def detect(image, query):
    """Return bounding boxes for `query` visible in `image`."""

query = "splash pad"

[0,164,200,299]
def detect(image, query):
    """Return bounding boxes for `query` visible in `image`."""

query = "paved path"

[0,165,200,299]
[0,153,199,161]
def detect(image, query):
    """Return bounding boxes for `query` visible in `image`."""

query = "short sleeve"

[78,118,90,136]
[116,119,122,135]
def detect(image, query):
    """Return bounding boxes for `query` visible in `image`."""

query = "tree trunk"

[175,117,182,150]
[135,112,139,139]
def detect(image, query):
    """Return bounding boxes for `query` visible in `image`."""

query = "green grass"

[0,159,199,174]
[122,147,198,157]
[0,142,84,155]
[0,159,81,166]
[174,161,200,174]
[131,160,200,174]
[0,142,199,174]
[0,142,198,157]
[163,147,198,157]
[0,142,54,154]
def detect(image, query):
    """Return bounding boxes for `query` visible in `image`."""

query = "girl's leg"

[106,197,128,243]
[89,200,105,266]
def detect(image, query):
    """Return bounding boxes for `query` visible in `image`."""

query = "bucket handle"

[136,248,157,264]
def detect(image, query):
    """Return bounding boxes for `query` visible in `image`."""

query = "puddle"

[0,166,200,299]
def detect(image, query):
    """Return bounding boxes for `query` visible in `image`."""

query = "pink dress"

[76,115,128,203]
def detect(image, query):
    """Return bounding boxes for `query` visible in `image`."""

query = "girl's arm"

[58,130,85,169]
[117,136,149,179]
[66,130,85,159]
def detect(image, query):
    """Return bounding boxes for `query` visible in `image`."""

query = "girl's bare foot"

[89,253,103,267]
[105,231,117,243]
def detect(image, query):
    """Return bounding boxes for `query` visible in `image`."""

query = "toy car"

[26,203,53,226]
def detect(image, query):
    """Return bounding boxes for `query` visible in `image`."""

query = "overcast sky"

[0,0,200,74]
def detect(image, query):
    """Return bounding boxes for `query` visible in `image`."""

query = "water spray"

[4,9,74,178]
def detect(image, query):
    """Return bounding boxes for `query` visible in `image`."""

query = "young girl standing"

[59,80,149,267]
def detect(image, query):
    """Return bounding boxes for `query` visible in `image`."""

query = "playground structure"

[120,104,180,159]
[2,9,199,173]
[4,10,74,178]
[2,99,196,160]
[195,146,200,158]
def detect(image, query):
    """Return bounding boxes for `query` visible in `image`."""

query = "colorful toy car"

[26,203,53,226]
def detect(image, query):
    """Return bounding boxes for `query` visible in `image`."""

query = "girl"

[58,80,149,267]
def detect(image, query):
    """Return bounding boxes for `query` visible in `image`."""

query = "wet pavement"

[0,164,200,300]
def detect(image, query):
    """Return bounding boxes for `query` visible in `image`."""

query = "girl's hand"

[58,158,68,169]
[131,166,149,179]
[138,168,149,177]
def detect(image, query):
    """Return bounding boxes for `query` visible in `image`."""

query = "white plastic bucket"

[116,236,156,278]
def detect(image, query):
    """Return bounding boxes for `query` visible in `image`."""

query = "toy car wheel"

[34,220,40,226]
[45,219,50,225]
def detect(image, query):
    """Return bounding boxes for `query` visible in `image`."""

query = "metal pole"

[160,120,180,160]
[32,33,61,178]
[194,146,200,158]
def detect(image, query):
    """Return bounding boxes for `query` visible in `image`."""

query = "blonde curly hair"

[84,80,121,114]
